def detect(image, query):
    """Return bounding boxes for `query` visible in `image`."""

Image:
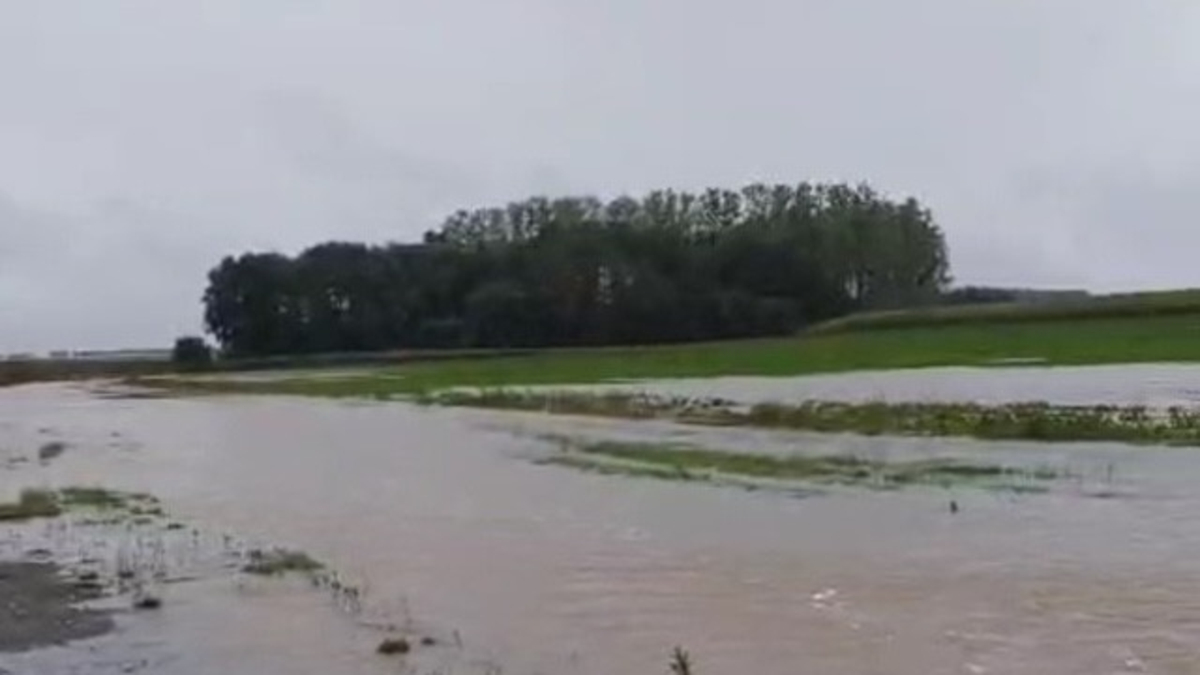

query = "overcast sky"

[2,1,1199,351]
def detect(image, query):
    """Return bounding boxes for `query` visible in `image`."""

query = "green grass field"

[155,311,1200,398]
[811,288,1200,333]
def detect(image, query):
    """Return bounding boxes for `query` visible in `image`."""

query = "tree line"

[201,182,951,356]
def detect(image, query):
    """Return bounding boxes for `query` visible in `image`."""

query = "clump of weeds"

[376,637,411,656]
[59,486,130,510]
[133,593,163,611]
[37,441,67,462]
[243,548,324,576]
[0,489,62,521]
[670,647,695,675]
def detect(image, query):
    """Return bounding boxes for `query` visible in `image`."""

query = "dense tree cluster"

[202,183,950,356]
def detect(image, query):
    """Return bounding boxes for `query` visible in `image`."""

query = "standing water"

[3,371,1200,674]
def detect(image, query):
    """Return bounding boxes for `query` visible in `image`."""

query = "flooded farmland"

[5,368,1200,674]
[579,363,1200,408]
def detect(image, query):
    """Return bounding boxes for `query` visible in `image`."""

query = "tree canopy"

[202,182,950,356]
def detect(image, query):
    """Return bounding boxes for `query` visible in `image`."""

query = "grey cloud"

[253,90,484,232]
[1024,163,1200,291]
[0,195,224,351]
[2,0,1200,350]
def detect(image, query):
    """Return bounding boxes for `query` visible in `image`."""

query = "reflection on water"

[3,370,1200,674]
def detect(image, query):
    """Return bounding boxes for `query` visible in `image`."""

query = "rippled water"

[4,368,1200,674]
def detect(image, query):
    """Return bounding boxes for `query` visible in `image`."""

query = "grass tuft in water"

[243,548,325,576]
[132,594,163,611]
[59,487,131,510]
[0,489,63,521]
[37,441,67,462]
[670,647,695,675]
[376,637,411,656]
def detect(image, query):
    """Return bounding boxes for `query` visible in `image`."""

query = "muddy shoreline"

[0,561,115,654]
[0,482,464,674]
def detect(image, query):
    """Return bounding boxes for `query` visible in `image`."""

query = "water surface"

[580,363,1200,408]
[3,371,1200,674]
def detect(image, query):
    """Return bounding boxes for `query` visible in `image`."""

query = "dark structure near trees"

[202,182,950,356]
[171,336,213,370]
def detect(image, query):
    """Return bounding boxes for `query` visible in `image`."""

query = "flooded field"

[582,363,1200,408]
[5,368,1200,674]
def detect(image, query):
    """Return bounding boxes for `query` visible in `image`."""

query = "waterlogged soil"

[0,561,114,653]
[0,441,464,673]
[5,373,1200,673]
[0,501,462,675]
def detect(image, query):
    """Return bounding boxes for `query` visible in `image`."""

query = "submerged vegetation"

[376,637,411,656]
[0,487,166,523]
[0,489,62,521]
[543,440,1060,492]
[37,441,67,462]
[242,548,325,576]
[670,648,696,675]
[742,400,1200,445]
[433,389,1200,446]
[145,368,1200,447]
[60,487,136,510]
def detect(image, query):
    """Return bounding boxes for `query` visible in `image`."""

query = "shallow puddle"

[3,377,1200,673]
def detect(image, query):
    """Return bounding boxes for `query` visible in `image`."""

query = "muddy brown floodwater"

[4,370,1200,674]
